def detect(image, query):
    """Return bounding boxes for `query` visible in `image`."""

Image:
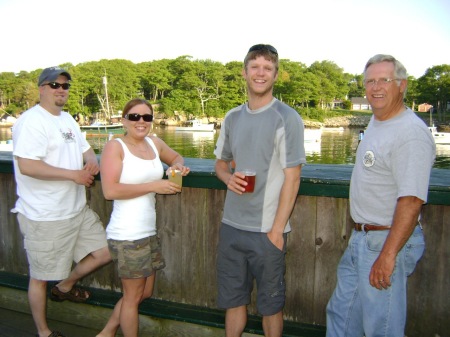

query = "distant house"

[331,99,344,109]
[418,103,433,112]
[351,97,371,110]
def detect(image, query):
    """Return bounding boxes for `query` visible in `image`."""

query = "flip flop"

[50,285,91,303]
[36,331,66,337]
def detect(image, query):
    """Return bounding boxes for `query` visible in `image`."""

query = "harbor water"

[2,126,449,169]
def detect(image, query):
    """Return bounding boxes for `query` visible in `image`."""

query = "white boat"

[192,132,215,141]
[80,76,123,132]
[304,128,322,143]
[427,109,450,144]
[0,140,13,152]
[80,121,123,131]
[429,126,450,145]
[175,120,215,132]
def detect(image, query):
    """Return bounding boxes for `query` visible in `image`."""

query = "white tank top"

[106,137,164,240]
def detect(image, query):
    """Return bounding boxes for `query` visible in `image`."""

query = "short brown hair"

[244,44,279,71]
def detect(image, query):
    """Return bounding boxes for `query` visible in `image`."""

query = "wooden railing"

[0,153,449,337]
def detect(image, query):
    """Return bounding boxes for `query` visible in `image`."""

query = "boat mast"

[103,75,111,120]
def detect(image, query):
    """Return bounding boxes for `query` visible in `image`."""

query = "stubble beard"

[55,98,67,108]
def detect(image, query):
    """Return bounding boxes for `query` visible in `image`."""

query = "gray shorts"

[108,235,166,279]
[216,223,287,316]
[18,205,107,281]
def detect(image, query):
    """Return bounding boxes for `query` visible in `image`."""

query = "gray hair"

[364,54,408,97]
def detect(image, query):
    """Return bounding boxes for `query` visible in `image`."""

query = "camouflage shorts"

[108,235,166,279]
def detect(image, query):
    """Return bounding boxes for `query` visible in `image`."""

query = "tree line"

[0,57,449,121]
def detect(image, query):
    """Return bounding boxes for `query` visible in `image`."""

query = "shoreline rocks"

[303,115,372,128]
[154,115,372,129]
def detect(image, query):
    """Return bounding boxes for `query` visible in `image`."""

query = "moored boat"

[80,121,123,131]
[428,109,450,144]
[175,119,215,132]
[429,125,450,144]
[79,76,123,132]
[0,140,13,152]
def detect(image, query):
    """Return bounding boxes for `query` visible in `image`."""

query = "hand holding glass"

[241,169,256,193]
[168,169,183,190]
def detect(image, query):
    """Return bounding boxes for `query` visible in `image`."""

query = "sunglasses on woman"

[124,113,154,122]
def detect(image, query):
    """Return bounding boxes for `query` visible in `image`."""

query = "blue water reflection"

[2,126,449,169]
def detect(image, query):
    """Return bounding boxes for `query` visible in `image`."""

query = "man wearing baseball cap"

[12,66,111,337]
[37,66,72,86]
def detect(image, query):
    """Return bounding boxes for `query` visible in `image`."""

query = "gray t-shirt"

[350,108,436,225]
[214,98,306,233]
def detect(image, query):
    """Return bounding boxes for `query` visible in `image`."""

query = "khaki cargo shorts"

[18,205,107,281]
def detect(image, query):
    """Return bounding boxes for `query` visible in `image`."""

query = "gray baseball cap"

[38,66,72,86]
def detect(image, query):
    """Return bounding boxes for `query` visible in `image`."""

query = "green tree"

[67,61,105,117]
[347,74,365,98]
[417,65,450,121]
[192,59,224,117]
[69,59,140,119]
[1,57,448,123]
[138,59,174,102]
[275,59,309,107]
[405,76,419,111]
[97,59,140,113]
[309,60,349,108]
[219,61,246,113]
[0,72,18,112]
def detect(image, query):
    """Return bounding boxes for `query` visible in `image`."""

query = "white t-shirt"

[12,105,91,221]
[106,137,164,241]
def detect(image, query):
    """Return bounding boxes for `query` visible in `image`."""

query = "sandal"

[36,331,66,337]
[50,285,91,303]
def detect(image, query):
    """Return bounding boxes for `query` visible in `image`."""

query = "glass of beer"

[242,169,256,193]
[168,169,183,190]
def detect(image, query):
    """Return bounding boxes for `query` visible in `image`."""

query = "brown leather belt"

[354,223,391,232]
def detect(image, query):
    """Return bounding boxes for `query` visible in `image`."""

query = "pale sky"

[1,0,449,78]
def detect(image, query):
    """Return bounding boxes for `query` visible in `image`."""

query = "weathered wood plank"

[313,197,351,324]
[0,173,28,275]
[0,161,448,337]
[405,204,449,337]
[285,195,317,323]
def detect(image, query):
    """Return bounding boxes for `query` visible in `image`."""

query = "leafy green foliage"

[416,65,450,117]
[0,58,447,122]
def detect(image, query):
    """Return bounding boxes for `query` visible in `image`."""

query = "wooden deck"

[1,153,449,337]
[0,307,103,337]
[0,272,326,337]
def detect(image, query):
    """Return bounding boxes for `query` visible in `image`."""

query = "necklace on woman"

[124,138,148,152]
[124,137,156,166]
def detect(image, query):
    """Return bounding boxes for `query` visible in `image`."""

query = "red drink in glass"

[242,170,256,193]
